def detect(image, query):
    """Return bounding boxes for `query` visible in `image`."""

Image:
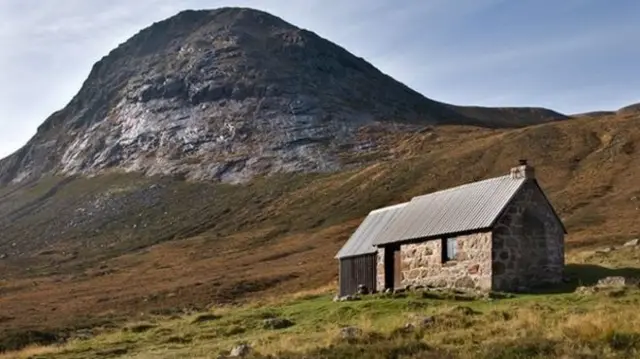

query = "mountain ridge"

[0,7,568,186]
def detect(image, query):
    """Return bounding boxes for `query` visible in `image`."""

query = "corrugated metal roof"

[335,202,408,259]
[372,175,526,245]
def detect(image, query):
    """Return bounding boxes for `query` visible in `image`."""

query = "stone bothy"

[335,161,566,295]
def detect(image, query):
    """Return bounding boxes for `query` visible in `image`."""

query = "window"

[442,237,457,262]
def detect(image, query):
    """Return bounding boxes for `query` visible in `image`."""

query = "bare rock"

[229,343,252,357]
[339,326,362,339]
[0,8,481,187]
[333,294,361,302]
[596,246,616,254]
[623,239,639,247]
[596,276,640,288]
[412,315,436,329]
[575,286,597,295]
[403,323,416,331]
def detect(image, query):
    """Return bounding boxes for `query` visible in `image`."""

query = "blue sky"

[0,0,639,159]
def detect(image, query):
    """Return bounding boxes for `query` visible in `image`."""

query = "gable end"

[491,179,566,234]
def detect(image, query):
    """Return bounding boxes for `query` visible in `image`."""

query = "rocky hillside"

[0,7,567,186]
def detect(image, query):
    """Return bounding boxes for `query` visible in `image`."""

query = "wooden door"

[393,249,402,289]
[384,247,394,290]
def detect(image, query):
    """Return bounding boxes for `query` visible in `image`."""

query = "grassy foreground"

[4,282,640,359]
[3,243,640,359]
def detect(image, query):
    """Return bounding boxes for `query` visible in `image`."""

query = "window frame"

[441,237,458,263]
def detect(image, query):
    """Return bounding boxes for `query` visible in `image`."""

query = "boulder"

[623,239,639,247]
[596,276,639,288]
[229,343,252,357]
[332,295,361,302]
[575,286,597,295]
[339,326,362,339]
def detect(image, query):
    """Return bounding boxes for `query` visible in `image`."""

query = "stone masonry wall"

[376,247,385,292]
[400,232,492,291]
[492,180,565,291]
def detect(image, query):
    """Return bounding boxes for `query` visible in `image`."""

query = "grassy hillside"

[0,109,638,347]
[4,247,640,359]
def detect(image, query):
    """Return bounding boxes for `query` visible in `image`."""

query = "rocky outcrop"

[0,8,453,185]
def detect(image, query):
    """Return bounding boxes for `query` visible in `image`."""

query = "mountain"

[0,7,567,186]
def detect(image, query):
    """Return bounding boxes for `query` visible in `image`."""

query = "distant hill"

[617,102,640,115]
[571,102,640,118]
[450,105,568,127]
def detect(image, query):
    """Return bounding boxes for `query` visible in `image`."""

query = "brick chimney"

[510,159,535,179]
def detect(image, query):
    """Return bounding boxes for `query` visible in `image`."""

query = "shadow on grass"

[533,264,640,294]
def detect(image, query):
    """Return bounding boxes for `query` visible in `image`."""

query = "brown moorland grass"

[0,110,638,347]
[4,276,640,358]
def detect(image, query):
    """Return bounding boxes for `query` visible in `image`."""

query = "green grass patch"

[11,288,640,358]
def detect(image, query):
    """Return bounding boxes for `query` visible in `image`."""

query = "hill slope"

[0,7,566,186]
[0,108,637,336]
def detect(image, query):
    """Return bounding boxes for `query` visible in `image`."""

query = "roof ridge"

[411,174,514,201]
[372,174,527,246]
[370,202,408,214]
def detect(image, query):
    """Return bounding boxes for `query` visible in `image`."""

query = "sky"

[0,0,639,159]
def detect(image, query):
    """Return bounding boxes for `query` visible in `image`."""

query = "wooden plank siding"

[338,254,377,297]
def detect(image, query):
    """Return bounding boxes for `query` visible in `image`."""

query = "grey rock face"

[0,8,465,186]
[339,326,362,339]
[229,343,251,357]
[0,8,567,186]
[596,276,640,288]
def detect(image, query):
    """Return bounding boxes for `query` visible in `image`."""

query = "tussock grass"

[11,286,640,358]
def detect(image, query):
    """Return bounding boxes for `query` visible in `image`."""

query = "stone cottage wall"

[492,181,565,291]
[399,232,492,291]
[376,248,385,292]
